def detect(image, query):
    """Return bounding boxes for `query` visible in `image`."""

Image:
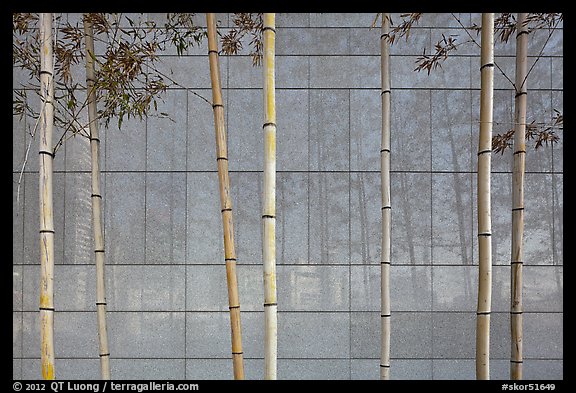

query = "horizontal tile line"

[12,263,564,267]
[13,170,565,175]
[13,356,564,361]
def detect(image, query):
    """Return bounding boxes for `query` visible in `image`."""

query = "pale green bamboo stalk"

[39,12,56,381]
[83,15,111,380]
[510,12,528,381]
[262,12,278,381]
[380,12,391,381]
[206,12,245,380]
[476,12,495,381]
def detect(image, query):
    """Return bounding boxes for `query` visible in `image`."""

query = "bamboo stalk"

[38,12,56,380]
[380,12,391,381]
[205,13,245,380]
[83,15,111,380]
[476,12,494,381]
[262,13,278,381]
[510,12,528,381]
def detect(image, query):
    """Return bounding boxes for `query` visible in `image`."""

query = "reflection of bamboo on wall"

[206,13,245,380]
[380,12,391,381]
[510,12,528,381]
[83,15,111,380]
[476,12,494,381]
[262,12,278,380]
[38,12,56,381]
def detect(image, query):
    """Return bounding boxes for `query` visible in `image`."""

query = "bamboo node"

[476,311,491,315]
[263,122,277,129]
[39,307,55,311]
[380,364,390,368]
[39,70,53,76]
[380,148,391,153]
[513,150,526,155]
[212,103,224,109]
[480,63,495,70]
[477,149,492,156]
[208,50,219,55]
[511,261,523,265]
[381,261,391,265]
[514,91,528,98]
[381,90,391,95]
[510,360,524,363]
[478,233,492,237]
[381,206,391,210]
[39,229,55,234]
[264,302,278,307]
[262,26,276,34]
[516,30,529,38]
[39,150,55,158]
[91,194,103,199]
[262,214,276,219]
[99,353,110,357]
[381,314,391,318]
[510,311,523,315]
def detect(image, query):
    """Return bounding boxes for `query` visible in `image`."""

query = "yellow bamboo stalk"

[206,13,245,380]
[380,12,391,381]
[83,15,111,380]
[38,12,56,380]
[510,12,528,381]
[476,12,494,381]
[262,13,278,380]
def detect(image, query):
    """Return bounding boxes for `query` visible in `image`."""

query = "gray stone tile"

[424,13,471,27]
[279,312,350,358]
[277,173,308,265]
[155,55,227,89]
[187,89,223,172]
[13,359,22,380]
[431,90,473,172]
[351,358,433,380]
[186,311,264,359]
[13,173,24,266]
[432,359,475,379]
[277,13,310,28]
[349,89,380,172]
[185,358,264,380]
[309,173,349,264]
[276,28,348,56]
[147,90,187,171]
[432,173,474,265]
[278,265,349,311]
[523,266,563,312]
[108,311,186,358]
[145,173,187,264]
[309,13,376,28]
[391,173,432,265]
[350,172,380,265]
[13,265,23,311]
[349,26,431,56]
[524,174,554,265]
[391,55,470,89]
[431,312,475,359]
[277,89,309,171]
[104,173,146,264]
[279,359,349,380]
[391,90,431,171]
[523,312,562,358]
[186,172,224,264]
[310,56,379,88]
[111,359,186,379]
[105,117,147,171]
[351,312,432,358]
[227,89,263,171]
[309,89,350,171]
[186,264,261,312]
[432,266,477,311]
[63,172,93,265]
[551,58,562,89]
[351,265,432,311]
[523,360,563,380]
[13,312,22,358]
[107,265,186,311]
[553,174,562,266]
[230,172,261,265]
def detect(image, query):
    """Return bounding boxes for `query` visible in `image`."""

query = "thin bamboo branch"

[83,15,111,380]
[39,12,56,381]
[510,12,528,381]
[206,12,245,380]
[476,12,495,381]
[380,12,392,381]
[262,12,278,381]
